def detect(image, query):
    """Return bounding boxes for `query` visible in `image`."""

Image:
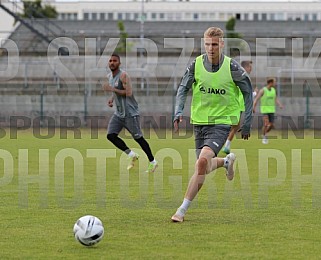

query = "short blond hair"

[204,27,224,38]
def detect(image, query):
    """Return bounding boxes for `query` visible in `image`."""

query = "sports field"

[1,128,321,259]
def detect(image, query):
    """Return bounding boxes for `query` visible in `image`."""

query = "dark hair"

[111,53,120,61]
[241,60,252,67]
[267,77,275,84]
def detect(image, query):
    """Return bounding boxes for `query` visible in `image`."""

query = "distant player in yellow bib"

[253,77,284,144]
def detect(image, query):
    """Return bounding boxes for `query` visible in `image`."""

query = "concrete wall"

[0,95,319,130]
[2,54,320,101]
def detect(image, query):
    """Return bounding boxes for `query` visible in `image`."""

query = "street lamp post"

[140,0,144,42]
[140,0,145,91]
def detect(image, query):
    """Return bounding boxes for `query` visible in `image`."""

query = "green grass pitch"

[1,128,321,259]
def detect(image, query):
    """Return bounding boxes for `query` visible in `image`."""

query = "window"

[134,13,139,20]
[84,13,89,20]
[167,13,174,20]
[151,13,157,20]
[159,13,165,20]
[262,13,267,21]
[227,13,233,19]
[184,13,192,21]
[253,13,259,21]
[275,12,284,21]
[236,13,240,20]
[288,13,301,21]
[92,13,97,20]
[175,13,182,20]
[118,13,123,20]
[312,13,317,21]
[200,13,207,20]
[107,12,113,20]
[244,13,249,21]
[209,13,216,20]
[193,13,199,20]
[125,13,131,20]
[270,13,275,21]
[100,13,105,20]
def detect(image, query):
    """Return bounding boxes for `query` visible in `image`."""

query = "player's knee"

[107,133,117,142]
[197,157,208,175]
[134,136,144,144]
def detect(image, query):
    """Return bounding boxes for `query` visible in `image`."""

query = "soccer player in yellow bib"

[171,27,253,223]
[253,77,284,144]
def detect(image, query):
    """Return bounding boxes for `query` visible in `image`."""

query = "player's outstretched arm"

[253,89,264,113]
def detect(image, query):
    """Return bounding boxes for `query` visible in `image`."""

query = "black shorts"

[107,114,143,139]
[194,124,231,158]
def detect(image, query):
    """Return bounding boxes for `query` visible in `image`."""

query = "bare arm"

[276,97,284,109]
[253,89,264,113]
[119,72,132,96]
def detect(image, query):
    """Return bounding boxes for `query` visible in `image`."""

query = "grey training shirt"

[108,69,139,118]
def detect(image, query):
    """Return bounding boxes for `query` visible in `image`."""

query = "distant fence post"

[24,62,28,88]
[84,88,88,127]
[40,83,44,127]
[172,76,177,127]
[304,80,311,129]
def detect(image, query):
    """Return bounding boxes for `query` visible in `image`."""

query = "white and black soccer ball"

[73,215,104,246]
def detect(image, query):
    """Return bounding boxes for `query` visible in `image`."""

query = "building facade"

[1,0,321,39]
[51,0,321,22]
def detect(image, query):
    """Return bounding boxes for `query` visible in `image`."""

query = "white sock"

[225,139,231,149]
[150,159,157,164]
[128,150,135,157]
[177,198,191,216]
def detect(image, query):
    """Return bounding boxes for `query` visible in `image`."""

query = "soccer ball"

[73,215,104,246]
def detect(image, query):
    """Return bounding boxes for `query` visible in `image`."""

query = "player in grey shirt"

[102,53,158,173]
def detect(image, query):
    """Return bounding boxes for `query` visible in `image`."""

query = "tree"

[19,0,58,19]
[225,17,241,39]
[225,17,243,57]
[115,21,133,53]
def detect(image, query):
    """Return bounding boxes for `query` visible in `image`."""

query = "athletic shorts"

[262,113,275,123]
[194,124,231,158]
[107,114,143,139]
